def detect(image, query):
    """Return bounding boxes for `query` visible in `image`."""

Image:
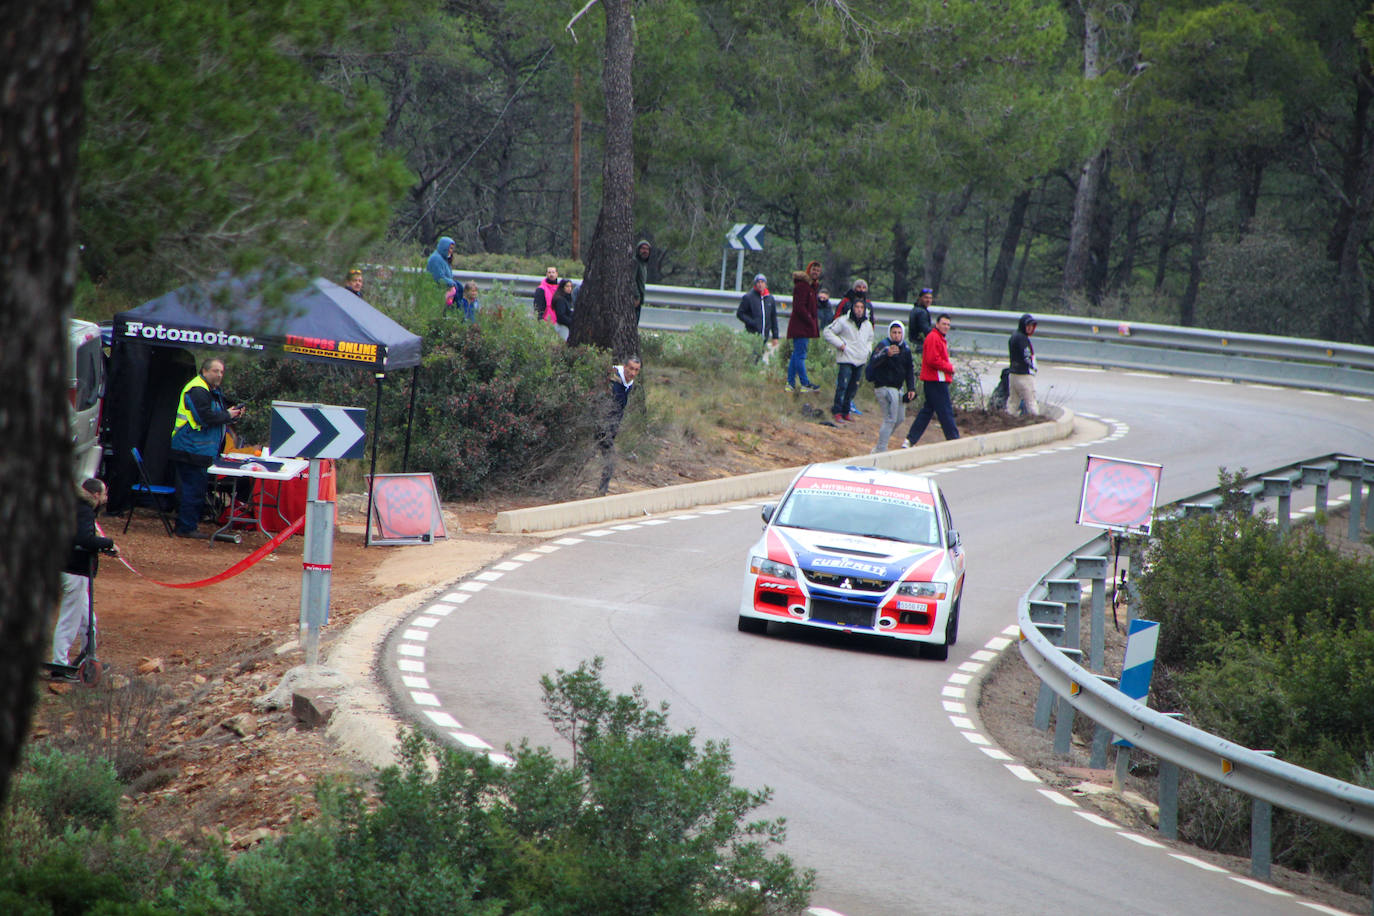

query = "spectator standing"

[736,274,779,357]
[345,269,365,298]
[822,298,873,424]
[903,313,960,445]
[456,280,480,321]
[533,266,559,324]
[552,278,576,340]
[52,479,117,671]
[168,358,243,538]
[597,356,642,495]
[634,240,652,324]
[907,287,933,350]
[786,260,823,393]
[868,320,918,452]
[1007,313,1039,416]
[427,237,458,305]
[834,278,871,321]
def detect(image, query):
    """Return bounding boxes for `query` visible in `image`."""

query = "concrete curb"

[495,407,1075,533]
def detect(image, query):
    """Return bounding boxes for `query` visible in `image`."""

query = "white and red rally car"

[738,463,966,660]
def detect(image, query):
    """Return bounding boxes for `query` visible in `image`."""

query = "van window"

[74,336,104,411]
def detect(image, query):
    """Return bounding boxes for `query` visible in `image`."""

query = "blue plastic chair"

[124,447,176,536]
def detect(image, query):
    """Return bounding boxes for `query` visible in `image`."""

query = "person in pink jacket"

[532,266,559,323]
[902,313,961,445]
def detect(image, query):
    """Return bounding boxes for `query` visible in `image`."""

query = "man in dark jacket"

[53,478,117,668]
[1007,313,1038,416]
[597,357,641,495]
[786,261,823,392]
[907,288,934,350]
[834,278,871,322]
[633,240,652,324]
[868,320,918,452]
[169,358,243,538]
[736,274,779,357]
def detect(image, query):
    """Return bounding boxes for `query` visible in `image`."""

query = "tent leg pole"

[403,366,419,473]
[365,372,384,548]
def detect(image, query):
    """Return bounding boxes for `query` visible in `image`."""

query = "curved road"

[385,366,1374,916]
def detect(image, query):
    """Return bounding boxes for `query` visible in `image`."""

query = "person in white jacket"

[822,298,873,424]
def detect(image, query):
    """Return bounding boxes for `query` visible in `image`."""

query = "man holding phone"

[169,358,244,539]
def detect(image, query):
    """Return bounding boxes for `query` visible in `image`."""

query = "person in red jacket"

[902,313,960,446]
[785,260,823,392]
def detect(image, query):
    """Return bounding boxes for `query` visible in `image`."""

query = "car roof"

[791,462,938,497]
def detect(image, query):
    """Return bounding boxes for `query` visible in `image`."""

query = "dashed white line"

[582,529,614,537]
[1117,832,1165,848]
[1228,877,1292,897]
[553,537,583,546]
[458,581,487,593]
[397,644,425,657]
[412,616,440,628]
[1005,764,1041,783]
[441,592,472,603]
[532,544,561,553]
[401,676,429,689]
[513,552,542,562]
[942,700,966,713]
[493,561,523,571]
[426,604,453,617]
[410,691,440,706]
[449,732,493,750]
[1169,854,1230,873]
[612,524,640,530]
[1037,789,1078,808]
[474,571,503,581]
[401,629,429,642]
[397,659,424,673]
[948,716,975,730]
[1074,811,1117,828]
[979,747,1014,761]
[423,710,461,728]
[941,685,966,698]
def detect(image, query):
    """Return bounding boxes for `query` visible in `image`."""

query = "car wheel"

[738,615,767,635]
[946,601,960,647]
[920,640,949,661]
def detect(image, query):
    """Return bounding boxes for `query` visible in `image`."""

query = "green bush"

[7,747,123,835]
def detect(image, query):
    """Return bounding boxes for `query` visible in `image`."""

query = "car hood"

[773,526,944,583]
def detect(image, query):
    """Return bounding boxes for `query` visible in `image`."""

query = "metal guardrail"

[457,271,1374,395]
[1017,455,1374,874]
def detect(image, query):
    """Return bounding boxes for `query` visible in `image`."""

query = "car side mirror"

[761,504,775,524]
[947,528,961,549]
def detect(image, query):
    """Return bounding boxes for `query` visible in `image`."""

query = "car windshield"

[776,488,941,546]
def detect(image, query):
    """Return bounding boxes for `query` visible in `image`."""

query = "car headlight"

[897,580,948,600]
[750,555,796,580]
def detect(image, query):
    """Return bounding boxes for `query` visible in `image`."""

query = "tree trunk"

[986,189,1032,309]
[890,220,914,303]
[568,0,638,360]
[0,0,91,806]
[1061,1,1107,312]
[1154,158,1185,292]
[1178,159,1214,327]
[1235,147,1264,238]
[1326,67,1374,342]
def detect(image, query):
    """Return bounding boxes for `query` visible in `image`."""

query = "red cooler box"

[257,460,337,534]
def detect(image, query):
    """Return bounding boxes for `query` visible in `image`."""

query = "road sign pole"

[720,247,728,290]
[735,249,745,292]
[300,458,334,666]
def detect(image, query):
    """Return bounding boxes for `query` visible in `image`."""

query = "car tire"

[920,640,950,661]
[946,601,960,647]
[738,615,767,635]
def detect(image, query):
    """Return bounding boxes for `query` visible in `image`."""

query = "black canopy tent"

[104,274,422,521]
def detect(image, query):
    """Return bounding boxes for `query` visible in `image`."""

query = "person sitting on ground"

[822,297,873,425]
[53,478,118,671]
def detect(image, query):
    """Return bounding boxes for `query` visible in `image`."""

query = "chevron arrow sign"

[725,222,765,251]
[269,400,367,459]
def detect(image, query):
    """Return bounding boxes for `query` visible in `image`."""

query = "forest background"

[74,0,1374,348]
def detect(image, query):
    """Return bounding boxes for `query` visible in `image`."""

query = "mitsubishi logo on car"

[840,578,853,589]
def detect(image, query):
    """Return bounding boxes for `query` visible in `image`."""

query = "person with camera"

[169,358,244,539]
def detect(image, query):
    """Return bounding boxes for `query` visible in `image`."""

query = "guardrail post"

[1337,457,1365,540]
[1364,464,1374,534]
[1030,600,1066,731]
[1073,556,1113,767]
[1158,760,1179,839]
[1301,465,1330,525]
[1250,750,1279,880]
[1113,746,1130,792]
[1127,538,1146,625]
[1261,477,1293,539]
[1047,580,1082,756]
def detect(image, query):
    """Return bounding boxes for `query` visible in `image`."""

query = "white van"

[69,318,105,482]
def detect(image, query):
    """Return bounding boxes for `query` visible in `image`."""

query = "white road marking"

[1005,765,1041,783]
[1037,789,1078,808]
[423,710,460,728]
[1228,877,1292,897]
[1169,854,1229,873]
[1074,811,1117,828]
[1117,832,1165,848]
[410,692,440,706]
[401,676,429,689]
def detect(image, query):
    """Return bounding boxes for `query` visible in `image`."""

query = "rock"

[221,713,258,737]
[137,657,163,674]
[254,664,349,711]
[108,673,131,690]
[292,689,337,729]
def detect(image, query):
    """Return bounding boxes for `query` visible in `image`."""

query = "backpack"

[991,367,1011,410]
[864,344,884,384]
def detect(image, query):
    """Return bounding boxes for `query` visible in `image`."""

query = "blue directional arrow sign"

[725,222,765,251]
[269,400,367,459]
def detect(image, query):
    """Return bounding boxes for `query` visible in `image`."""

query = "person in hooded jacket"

[427,237,458,306]
[833,278,871,321]
[532,265,560,324]
[53,479,118,670]
[1007,313,1039,416]
[868,320,918,452]
[786,260,823,392]
[735,274,779,356]
[634,240,652,324]
[907,288,934,350]
[822,297,873,424]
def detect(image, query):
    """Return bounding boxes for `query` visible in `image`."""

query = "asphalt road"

[386,366,1374,916]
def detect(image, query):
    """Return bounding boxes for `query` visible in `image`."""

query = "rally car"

[738,463,965,660]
